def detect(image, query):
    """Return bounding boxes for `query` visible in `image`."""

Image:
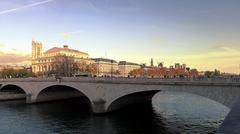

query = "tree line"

[0,68,35,78]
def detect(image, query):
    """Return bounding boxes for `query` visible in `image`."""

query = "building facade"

[118,61,140,77]
[31,40,93,76]
[31,40,142,77]
[92,58,119,77]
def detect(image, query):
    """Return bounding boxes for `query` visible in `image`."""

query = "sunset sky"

[0,0,240,73]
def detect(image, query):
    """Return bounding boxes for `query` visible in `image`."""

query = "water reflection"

[34,100,169,134]
[0,92,230,134]
[153,91,230,134]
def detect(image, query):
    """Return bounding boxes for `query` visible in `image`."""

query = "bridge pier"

[26,93,37,103]
[217,97,240,134]
[91,98,107,114]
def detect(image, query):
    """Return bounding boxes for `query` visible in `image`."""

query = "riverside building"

[92,58,118,77]
[118,61,140,77]
[31,40,143,77]
[31,40,93,75]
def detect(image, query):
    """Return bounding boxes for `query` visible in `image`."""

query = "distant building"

[92,58,118,77]
[31,40,93,76]
[140,63,146,68]
[189,69,199,77]
[175,63,180,69]
[182,64,186,69]
[198,71,205,76]
[118,61,140,77]
[158,62,164,68]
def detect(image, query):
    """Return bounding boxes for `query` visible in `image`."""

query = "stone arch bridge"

[0,77,240,114]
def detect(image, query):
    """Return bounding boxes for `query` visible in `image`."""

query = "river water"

[0,92,229,134]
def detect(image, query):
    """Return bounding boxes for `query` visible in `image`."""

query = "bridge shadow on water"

[32,98,172,134]
[106,102,173,134]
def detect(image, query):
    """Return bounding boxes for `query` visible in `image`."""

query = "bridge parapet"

[1,77,240,86]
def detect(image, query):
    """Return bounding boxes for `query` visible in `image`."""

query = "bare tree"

[51,55,74,77]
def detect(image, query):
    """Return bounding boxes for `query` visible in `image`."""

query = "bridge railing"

[1,77,240,84]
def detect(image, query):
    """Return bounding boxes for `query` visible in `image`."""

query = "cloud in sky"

[184,46,240,60]
[159,46,240,73]
[86,0,140,13]
[122,45,240,73]
[87,0,99,12]
[0,51,31,65]
[0,0,239,74]
[0,0,54,15]
[0,43,4,48]
[59,30,84,39]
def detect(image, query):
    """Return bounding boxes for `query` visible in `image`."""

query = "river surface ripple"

[0,91,229,134]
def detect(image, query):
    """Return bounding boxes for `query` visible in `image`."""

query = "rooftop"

[44,46,89,55]
[118,61,139,66]
[92,58,117,63]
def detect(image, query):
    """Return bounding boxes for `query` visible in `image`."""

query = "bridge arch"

[35,85,92,109]
[0,84,26,94]
[155,91,230,110]
[106,90,160,112]
[0,84,27,101]
[159,85,240,109]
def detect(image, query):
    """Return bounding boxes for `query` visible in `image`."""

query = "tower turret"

[32,39,43,59]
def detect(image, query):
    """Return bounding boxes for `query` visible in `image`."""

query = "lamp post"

[97,59,99,77]
[111,60,113,78]
[239,64,240,76]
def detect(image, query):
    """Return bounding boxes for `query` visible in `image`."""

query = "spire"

[151,58,154,67]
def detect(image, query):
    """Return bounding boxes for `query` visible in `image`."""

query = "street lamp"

[97,59,100,77]
[111,60,113,78]
[239,64,240,76]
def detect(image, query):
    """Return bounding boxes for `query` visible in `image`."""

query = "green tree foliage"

[0,68,35,78]
[204,69,221,77]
